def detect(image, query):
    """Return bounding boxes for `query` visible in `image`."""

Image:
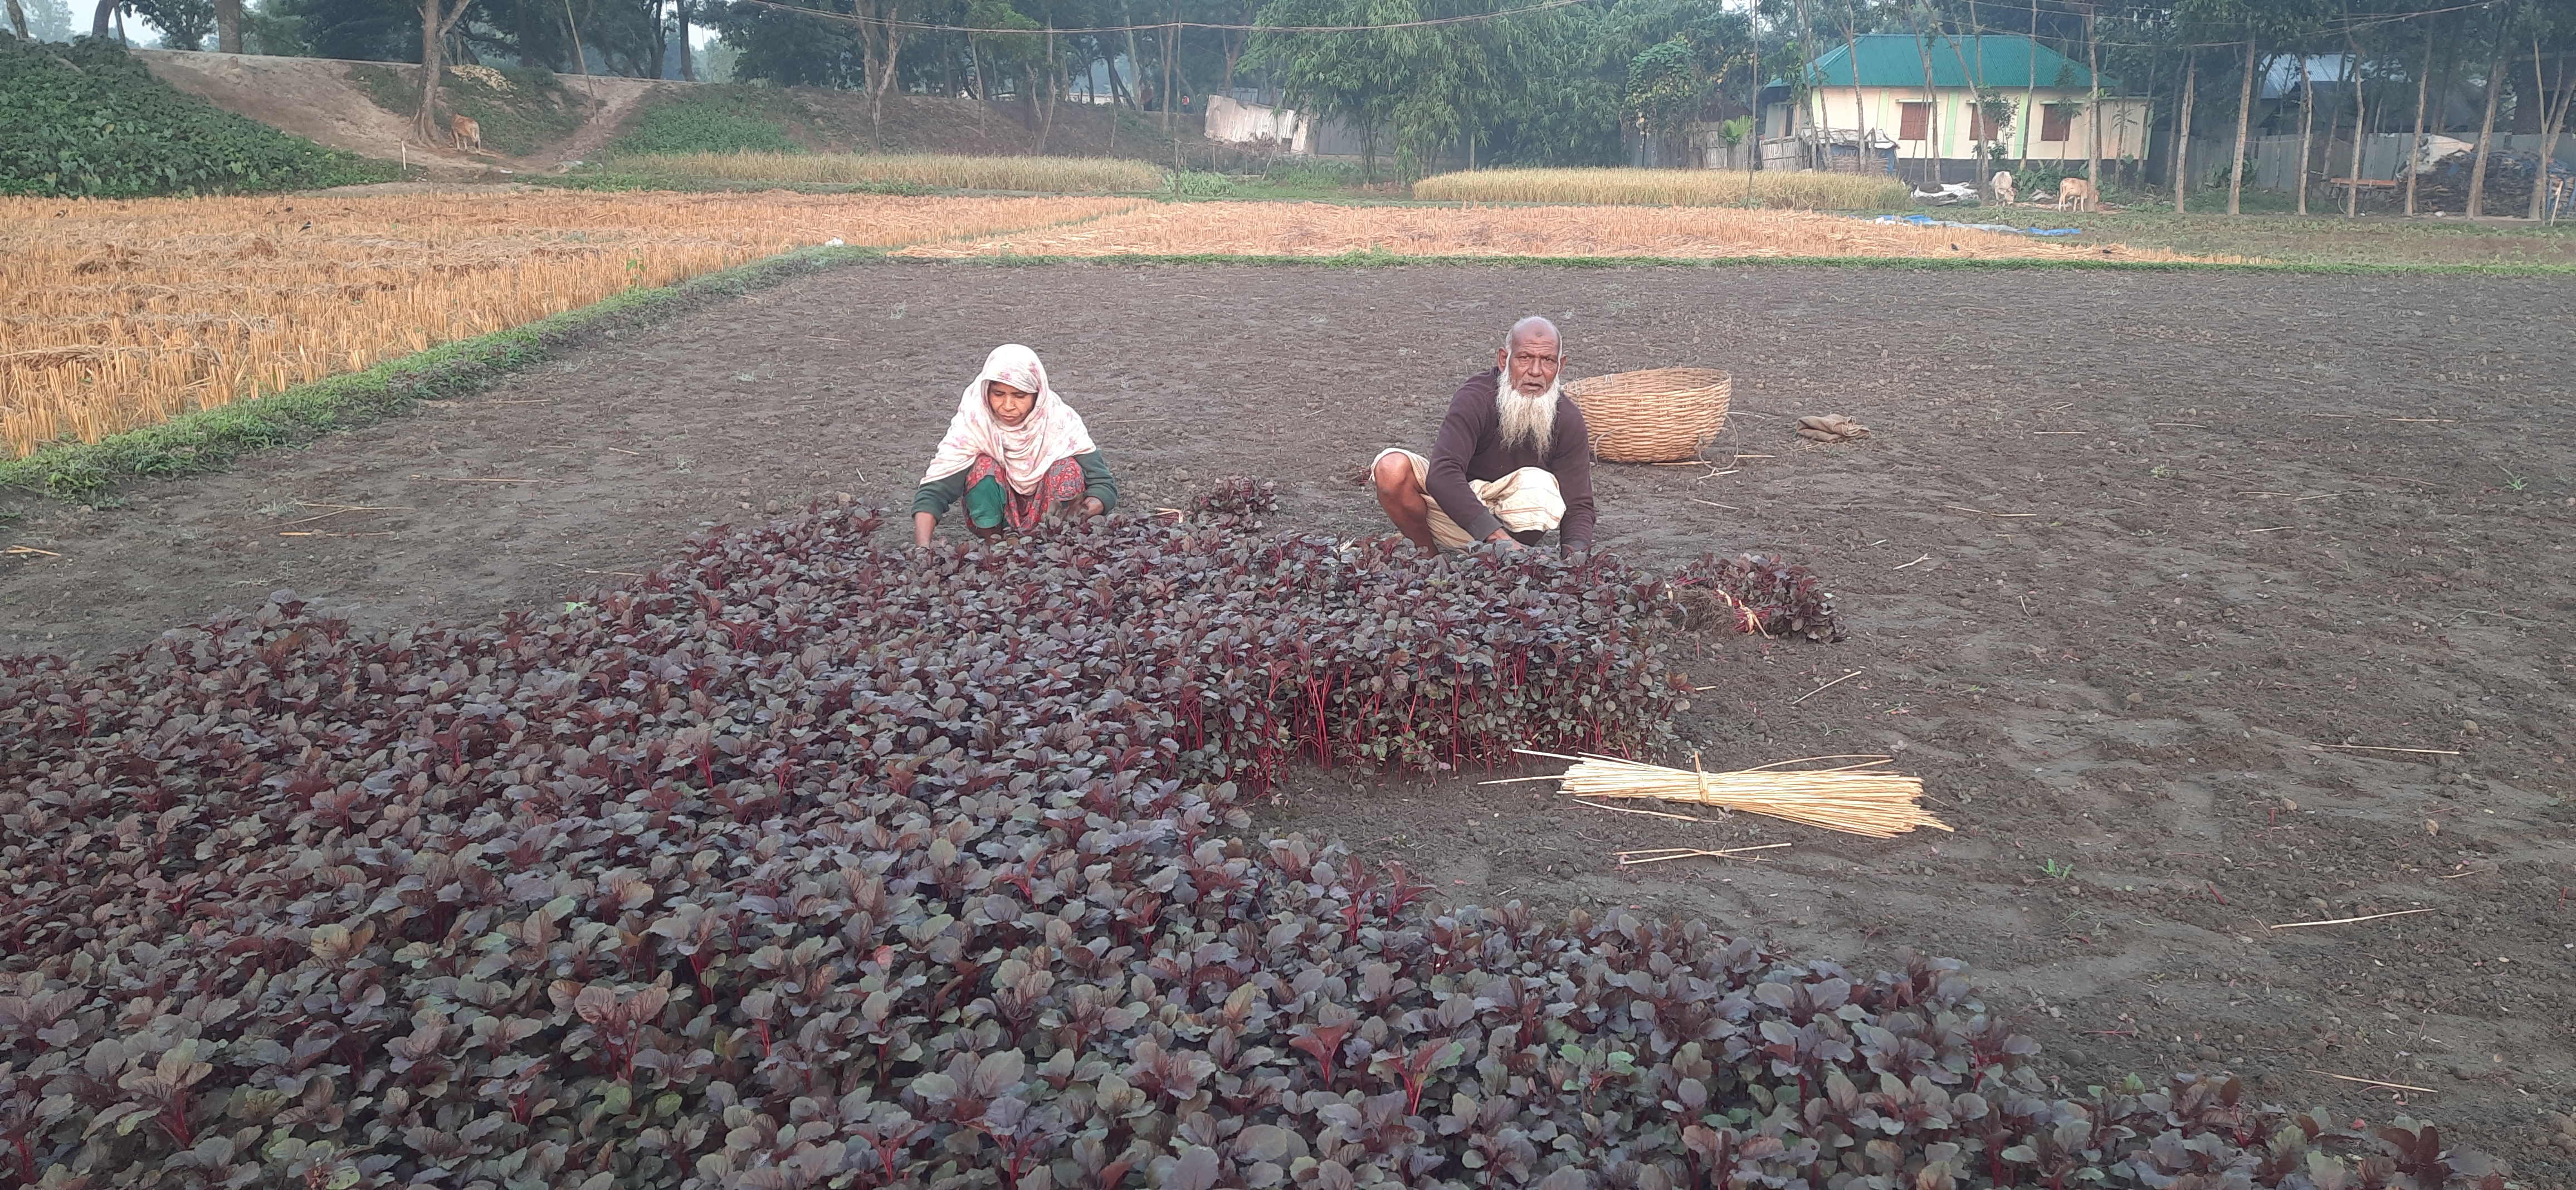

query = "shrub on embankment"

[609,149,1167,193]
[0,37,390,197]
[0,490,2497,1188]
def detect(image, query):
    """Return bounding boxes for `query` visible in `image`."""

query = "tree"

[134,0,216,46]
[416,0,477,138]
[1624,36,1701,165]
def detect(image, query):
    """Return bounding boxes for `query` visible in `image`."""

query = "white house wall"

[1804,86,2150,160]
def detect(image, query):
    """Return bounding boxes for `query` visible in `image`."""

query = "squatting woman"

[912,344,1118,545]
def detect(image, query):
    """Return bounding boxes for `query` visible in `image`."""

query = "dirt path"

[138,49,671,177]
[3,261,2570,1177]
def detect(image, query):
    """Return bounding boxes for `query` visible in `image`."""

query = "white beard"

[1496,375,1561,455]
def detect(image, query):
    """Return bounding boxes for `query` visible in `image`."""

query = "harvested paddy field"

[0,192,1140,456]
[896,199,2226,262]
[3,261,2572,1178]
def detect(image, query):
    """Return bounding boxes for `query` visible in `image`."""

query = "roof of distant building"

[1794,34,2116,91]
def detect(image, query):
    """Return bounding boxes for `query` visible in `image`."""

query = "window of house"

[1967,108,2005,140]
[2041,103,2075,142]
[1899,102,1931,141]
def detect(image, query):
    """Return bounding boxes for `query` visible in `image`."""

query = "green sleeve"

[1077,450,1118,514]
[913,471,968,516]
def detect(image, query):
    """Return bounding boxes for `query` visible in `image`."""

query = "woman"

[913,344,1118,545]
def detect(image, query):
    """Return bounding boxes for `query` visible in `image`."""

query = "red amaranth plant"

[0,484,2493,1190]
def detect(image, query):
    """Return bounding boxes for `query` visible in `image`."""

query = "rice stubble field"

[3,260,2572,1175]
[0,191,1144,457]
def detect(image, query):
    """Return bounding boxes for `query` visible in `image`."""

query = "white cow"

[1990,170,2016,204]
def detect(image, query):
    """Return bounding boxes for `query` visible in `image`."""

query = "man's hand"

[1485,528,1524,552]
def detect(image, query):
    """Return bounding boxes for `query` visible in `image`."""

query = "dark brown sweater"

[1427,369,1597,549]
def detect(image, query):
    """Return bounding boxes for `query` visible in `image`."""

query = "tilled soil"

[4,261,2572,1175]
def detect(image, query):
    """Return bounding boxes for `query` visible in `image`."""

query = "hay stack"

[1521,750,1949,838]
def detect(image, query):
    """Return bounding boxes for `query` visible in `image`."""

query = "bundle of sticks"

[1516,749,1949,838]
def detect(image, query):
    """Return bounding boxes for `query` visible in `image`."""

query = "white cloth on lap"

[1377,447,1565,550]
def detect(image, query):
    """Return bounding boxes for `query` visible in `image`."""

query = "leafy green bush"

[607,85,805,157]
[0,36,391,197]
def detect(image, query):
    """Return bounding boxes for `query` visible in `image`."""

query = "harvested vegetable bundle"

[1523,749,1949,837]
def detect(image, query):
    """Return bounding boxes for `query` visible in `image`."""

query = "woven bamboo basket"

[1565,367,1732,464]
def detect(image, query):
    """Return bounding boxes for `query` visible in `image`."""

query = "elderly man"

[1372,316,1596,555]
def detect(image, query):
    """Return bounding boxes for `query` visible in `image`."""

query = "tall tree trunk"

[2018,0,2036,167]
[2532,32,2570,220]
[1908,13,1941,186]
[1162,1,1178,134]
[1840,17,1865,173]
[2465,24,2505,217]
[1964,0,1987,172]
[2404,21,2431,214]
[7,0,29,40]
[1120,0,1145,109]
[562,0,592,89]
[1792,0,1817,169]
[862,0,908,148]
[2296,57,2314,214]
[2345,37,2365,217]
[92,0,113,40]
[2227,37,2256,214]
[2173,51,2195,211]
[418,0,479,139]
[1036,22,1057,153]
[213,0,238,51]
[678,0,694,81]
[2084,8,2100,183]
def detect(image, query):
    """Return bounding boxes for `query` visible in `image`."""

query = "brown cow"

[451,114,482,153]
[2055,176,2099,212]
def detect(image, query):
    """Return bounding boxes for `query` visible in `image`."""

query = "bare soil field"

[3,261,2572,1176]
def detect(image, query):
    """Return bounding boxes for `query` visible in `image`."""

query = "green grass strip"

[1,246,880,503]
[883,248,2576,276]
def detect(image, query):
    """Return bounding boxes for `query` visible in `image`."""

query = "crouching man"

[1372,316,1597,555]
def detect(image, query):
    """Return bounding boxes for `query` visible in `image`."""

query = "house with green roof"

[1762,34,2149,180]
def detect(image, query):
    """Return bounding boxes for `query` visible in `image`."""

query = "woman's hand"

[1081,496,1105,519]
[913,510,937,547]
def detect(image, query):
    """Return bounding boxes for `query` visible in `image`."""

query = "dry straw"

[1413,167,1915,211]
[1514,749,1951,838]
[0,193,1140,457]
[613,152,1167,193]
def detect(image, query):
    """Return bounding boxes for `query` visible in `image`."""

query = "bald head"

[1505,316,1559,354]
[1496,315,1565,402]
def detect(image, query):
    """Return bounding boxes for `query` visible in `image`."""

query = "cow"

[2055,176,2099,212]
[451,114,482,153]
[1990,170,2015,204]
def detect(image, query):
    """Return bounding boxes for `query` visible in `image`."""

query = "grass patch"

[610,150,1166,192]
[347,63,584,157]
[606,85,806,156]
[1,37,391,197]
[0,246,878,502]
[1413,167,1913,211]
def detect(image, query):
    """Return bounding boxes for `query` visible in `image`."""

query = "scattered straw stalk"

[0,193,1139,458]
[1523,749,1950,838]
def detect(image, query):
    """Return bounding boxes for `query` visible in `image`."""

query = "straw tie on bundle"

[1514,749,1948,838]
